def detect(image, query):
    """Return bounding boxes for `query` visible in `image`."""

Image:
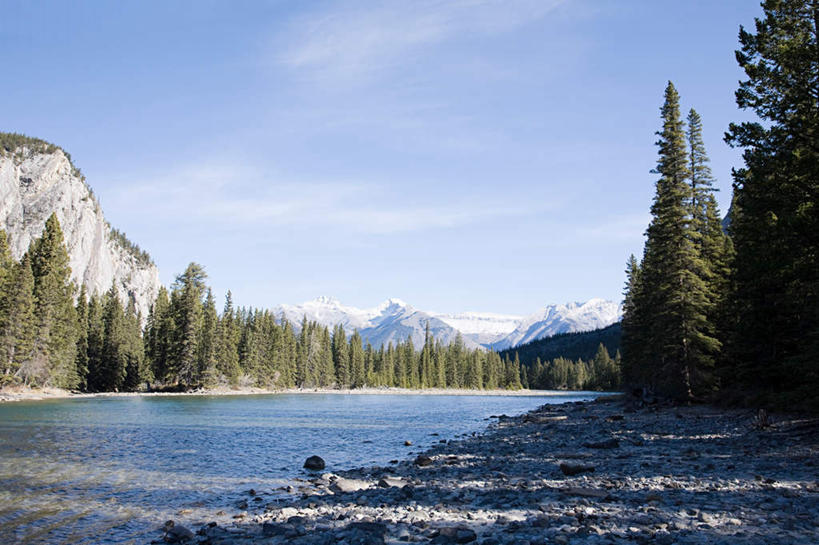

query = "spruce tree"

[0,254,36,381]
[29,214,78,388]
[100,285,127,391]
[725,0,819,403]
[636,82,720,400]
[198,288,219,387]
[215,291,241,385]
[170,263,207,387]
[74,285,90,390]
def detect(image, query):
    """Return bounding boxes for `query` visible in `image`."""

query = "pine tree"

[170,263,207,387]
[74,285,90,390]
[100,285,127,391]
[0,254,36,381]
[214,291,241,385]
[349,330,365,388]
[635,82,720,400]
[620,254,645,389]
[28,214,78,388]
[85,293,105,391]
[332,324,350,387]
[725,0,819,404]
[198,288,219,387]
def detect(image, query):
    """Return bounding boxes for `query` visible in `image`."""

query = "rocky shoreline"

[156,397,819,545]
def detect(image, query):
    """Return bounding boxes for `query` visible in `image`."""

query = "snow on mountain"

[273,296,480,349]
[431,311,522,346]
[361,300,483,350]
[490,298,623,350]
[274,296,375,332]
[272,296,620,351]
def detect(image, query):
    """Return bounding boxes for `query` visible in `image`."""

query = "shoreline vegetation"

[0,385,600,403]
[166,396,819,545]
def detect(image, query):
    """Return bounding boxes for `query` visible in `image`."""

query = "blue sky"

[1,0,760,315]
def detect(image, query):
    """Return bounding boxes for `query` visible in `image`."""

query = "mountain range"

[275,296,622,350]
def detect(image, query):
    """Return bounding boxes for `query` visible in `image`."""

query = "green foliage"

[499,323,622,368]
[622,83,724,401]
[28,214,79,388]
[109,228,153,267]
[723,0,819,407]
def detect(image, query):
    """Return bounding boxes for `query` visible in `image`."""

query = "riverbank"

[0,385,577,403]
[167,397,819,545]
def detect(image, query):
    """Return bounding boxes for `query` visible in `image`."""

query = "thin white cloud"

[107,159,550,235]
[279,0,566,83]
[577,213,652,242]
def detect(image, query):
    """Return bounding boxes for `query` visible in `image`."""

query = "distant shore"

[0,385,601,403]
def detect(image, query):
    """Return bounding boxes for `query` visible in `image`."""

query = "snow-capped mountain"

[275,297,481,350]
[275,296,375,332]
[360,300,483,350]
[489,298,623,350]
[273,296,621,351]
[430,311,522,346]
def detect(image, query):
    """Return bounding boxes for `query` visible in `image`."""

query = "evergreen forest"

[621,0,819,410]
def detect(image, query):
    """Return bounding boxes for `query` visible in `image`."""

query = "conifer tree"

[214,291,241,385]
[74,285,89,390]
[725,0,819,402]
[635,82,720,400]
[28,214,78,388]
[170,263,206,386]
[100,285,127,391]
[332,324,349,387]
[0,254,36,381]
[198,288,219,387]
[349,330,365,388]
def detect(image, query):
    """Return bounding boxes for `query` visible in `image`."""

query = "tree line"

[0,229,526,392]
[622,0,818,409]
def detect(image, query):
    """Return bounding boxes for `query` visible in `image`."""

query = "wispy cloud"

[107,159,549,235]
[279,0,566,84]
[577,213,651,242]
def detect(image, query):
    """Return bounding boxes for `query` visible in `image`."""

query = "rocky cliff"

[0,135,160,319]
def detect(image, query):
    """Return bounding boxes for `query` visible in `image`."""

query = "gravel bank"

[156,397,819,545]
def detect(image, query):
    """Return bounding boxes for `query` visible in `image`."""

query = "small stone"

[582,438,620,449]
[559,462,595,476]
[304,455,326,470]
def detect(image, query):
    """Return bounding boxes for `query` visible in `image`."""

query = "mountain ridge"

[273,296,621,350]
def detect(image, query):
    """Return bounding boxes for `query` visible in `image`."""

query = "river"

[0,391,601,544]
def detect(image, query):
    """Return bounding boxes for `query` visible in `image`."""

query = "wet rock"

[432,526,478,544]
[378,476,406,488]
[559,462,596,476]
[304,455,326,470]
[162,520,194,543]
[331,477,371,493]
[415,455,433,467]
[583,438,620,449]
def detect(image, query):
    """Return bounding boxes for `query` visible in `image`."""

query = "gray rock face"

[0,147,160,319]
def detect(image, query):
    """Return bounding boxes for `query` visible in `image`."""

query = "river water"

[0,391,600,544]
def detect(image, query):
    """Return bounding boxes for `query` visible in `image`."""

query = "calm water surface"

[0,392,600,544]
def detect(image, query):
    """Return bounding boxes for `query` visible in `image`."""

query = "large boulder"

[303,455,325,470]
